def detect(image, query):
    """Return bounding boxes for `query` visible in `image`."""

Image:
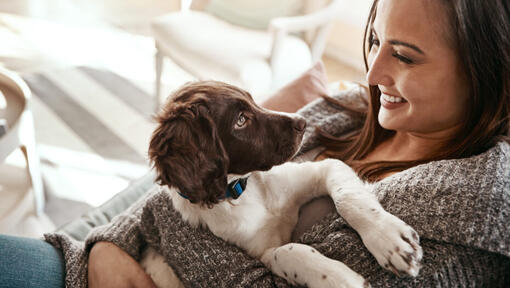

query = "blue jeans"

[0,234,65,288]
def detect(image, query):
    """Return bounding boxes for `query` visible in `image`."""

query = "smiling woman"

[76,0,508,286]
[319,0,510,181]
[2,0,509,287]
[367,0,469,146]
[71,0,510,287]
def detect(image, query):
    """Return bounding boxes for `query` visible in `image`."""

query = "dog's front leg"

[319,159,423,277]
[261,244,368,288]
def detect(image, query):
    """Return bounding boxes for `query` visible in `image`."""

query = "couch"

[56,172,156,240]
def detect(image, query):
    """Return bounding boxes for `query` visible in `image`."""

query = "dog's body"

[141,81,422,288]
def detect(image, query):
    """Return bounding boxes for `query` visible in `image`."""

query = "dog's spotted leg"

[261,244,369,288]
[330,187,423,277]
[318,159,423,277]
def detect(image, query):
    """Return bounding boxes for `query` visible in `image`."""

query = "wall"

[324,0,372,72]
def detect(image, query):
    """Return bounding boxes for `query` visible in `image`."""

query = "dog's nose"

[293,118,307,132]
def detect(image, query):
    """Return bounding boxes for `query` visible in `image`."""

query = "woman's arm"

[84,189,160,288]
[86,201,510,288]
[85,190,290,287]
[300,213,510,287]
[137,191,291,287]
[81,184,291,287]
[84,187,159,260]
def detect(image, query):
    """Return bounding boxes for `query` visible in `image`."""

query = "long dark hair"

[319,0,510,182]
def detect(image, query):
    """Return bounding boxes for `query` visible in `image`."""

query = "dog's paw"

[262,244,369,288]
[360,212,423,277]
[309,260,370,288]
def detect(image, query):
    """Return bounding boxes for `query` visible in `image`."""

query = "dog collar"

[177,177,248,201]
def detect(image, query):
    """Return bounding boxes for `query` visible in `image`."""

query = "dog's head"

[149,81,306,207]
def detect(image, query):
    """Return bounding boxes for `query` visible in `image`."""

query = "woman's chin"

[378,112,406,131]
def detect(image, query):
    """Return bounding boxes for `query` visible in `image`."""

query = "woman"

[2,0,508,287]
[82,0,509,286]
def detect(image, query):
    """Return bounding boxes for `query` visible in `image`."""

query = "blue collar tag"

[177,177,248,201]
[226,177,248,199]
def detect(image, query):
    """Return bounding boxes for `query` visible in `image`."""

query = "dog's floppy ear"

[149,101,229,207]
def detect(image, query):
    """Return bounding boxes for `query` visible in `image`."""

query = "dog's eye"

[235,113,247,129]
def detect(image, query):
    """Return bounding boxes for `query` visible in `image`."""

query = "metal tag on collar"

[227,177,248,199]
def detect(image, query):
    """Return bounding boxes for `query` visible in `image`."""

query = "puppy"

[141,81,422,288]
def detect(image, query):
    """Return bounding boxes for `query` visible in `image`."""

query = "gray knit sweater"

[45,87,510,287]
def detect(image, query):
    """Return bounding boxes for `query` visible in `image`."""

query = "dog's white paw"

[360,212,423,277]
[305,259,370,288]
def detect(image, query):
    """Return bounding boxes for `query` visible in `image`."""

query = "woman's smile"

[380,93,407,109]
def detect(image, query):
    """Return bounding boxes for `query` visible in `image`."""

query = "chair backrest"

[184,0,332,24]
[303,0,331,14]
[183,0,335,56]
[213,0,305,29]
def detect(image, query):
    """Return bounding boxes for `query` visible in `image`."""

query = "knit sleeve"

[140,191,292,288]
[42,187,161,288]
[134,186,510,288]
[296,83,367,153]
[297,141,510,287]
[300,213,510,287]
[80,186,291,287]
[83,186,160,260]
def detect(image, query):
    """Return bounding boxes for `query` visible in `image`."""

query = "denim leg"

[0,234,65,288]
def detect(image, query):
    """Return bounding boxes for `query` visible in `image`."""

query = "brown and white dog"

[141,81,422,288]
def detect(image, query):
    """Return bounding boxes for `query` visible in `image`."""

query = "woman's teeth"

[382,94,406,103]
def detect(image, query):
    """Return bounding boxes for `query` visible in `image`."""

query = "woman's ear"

[148,103,229,207]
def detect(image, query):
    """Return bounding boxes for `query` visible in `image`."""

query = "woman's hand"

[88,241,156,288]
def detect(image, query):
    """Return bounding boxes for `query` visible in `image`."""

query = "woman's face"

[367,0,469,138]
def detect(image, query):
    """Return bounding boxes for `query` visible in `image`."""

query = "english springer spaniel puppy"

[141,81,422,288]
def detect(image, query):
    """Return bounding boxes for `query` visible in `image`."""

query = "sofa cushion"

[206,0,303,30]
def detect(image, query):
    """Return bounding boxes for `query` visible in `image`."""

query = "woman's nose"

[366,49,394,87]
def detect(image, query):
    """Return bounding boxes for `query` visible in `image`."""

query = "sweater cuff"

[83,188,159,261]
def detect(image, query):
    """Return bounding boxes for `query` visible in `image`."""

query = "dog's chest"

[172,188,294,257]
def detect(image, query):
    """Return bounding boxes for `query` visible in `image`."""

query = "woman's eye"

[235,113,247,128]
[370,34,380,46]
[392,52,414,64]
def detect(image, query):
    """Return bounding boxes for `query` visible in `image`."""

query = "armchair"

[152,0,341,111]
